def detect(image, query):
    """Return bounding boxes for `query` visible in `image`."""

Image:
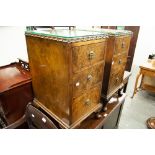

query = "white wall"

[132,26,155,66]
[0,26,28,66]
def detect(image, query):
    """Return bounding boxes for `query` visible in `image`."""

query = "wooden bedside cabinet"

[25,29,108,129]
[100,29,132,102]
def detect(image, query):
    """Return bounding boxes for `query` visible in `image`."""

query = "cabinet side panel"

[26,36,70,126]
[102,37,115,97]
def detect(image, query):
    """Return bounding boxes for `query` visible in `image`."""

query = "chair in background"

[25,103,58,129]
[5,103,58,129]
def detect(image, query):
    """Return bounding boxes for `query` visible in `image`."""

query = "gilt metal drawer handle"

[85,99,91,105]
[121,42,125,48]
[118,59,122,64]
[116,77,119,82]
[88,51,95,60]
[87,74,93,81]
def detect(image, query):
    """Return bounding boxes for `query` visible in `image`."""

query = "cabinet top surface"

[25,29,132,42]
[89,28,133,36]
[25,29,108,41]
[140,59,155,71]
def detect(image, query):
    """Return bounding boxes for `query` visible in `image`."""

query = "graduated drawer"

[114,36,131,55]
[72,41,106,73]
[72,62,104,98]
[71,84,101,124]
[108,70,124,94]
[110,53,127,75]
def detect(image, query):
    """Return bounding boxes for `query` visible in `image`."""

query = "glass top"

[25,29,108,39]
[86,28,133,36]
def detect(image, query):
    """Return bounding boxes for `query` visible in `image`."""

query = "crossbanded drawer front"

[72,62,104,98]
[110,53,127,75]
[114,36,131,55]
[72,41,106,73]
[108,71,124,94]
[71,84,101,124]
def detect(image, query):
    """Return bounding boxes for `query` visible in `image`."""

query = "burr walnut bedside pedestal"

[132,59,155,98]
[87,29,132,108]
[25,29,108,129]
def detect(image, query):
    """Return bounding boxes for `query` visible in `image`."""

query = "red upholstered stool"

[146,117,155,129]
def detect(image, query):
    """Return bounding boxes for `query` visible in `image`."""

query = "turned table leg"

[131,69,142,98]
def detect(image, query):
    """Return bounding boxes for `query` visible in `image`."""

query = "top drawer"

[114,36,131,55]
[72,41,106,73]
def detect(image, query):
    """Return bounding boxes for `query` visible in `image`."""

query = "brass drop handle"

[88,51,95,60]
[116,77,119,82]
[118,59,122,64]
[87,74,93,81]
[85,99,91,105]
[121,42,125,48]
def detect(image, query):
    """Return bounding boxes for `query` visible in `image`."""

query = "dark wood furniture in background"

[25,29,108,129]
[25,103,58,129]
[125,26,140,71]
[0,59,33,128]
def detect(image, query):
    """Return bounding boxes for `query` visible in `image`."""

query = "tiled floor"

[118,65,155,129]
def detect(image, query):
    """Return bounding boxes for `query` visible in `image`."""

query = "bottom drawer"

[108,71,124,94]
[72,84,101,125]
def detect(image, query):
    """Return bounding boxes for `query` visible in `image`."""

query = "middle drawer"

[110,53,127,76]
[72,62,104,98]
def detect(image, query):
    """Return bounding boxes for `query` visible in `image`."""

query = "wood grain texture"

[26,34,107,128]
[110,53,128,76]
[114,36,131,55]
[26,36,71,126]
[72,41,106,73]
[76,93,126,129]
[72,61,104,98]
[72,84,102,124]
[0,63,31,93]
[101,35,131,101]
[0,62,33,126]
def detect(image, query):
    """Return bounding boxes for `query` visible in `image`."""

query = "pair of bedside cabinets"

[25,29,132,129]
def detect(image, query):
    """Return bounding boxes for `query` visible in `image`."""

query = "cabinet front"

[71,84,101,124]
[72,41,106,73]
[72,62,104,98]
[114,36,131,55]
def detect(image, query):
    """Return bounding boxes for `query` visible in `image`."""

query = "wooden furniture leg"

[139,74,144,89]
[131,69,142,98]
